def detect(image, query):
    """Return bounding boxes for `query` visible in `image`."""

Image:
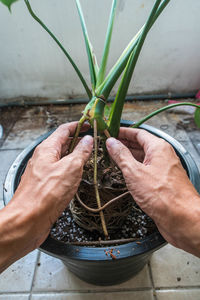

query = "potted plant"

[2,0,200,285]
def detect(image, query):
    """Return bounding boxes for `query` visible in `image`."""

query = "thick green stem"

[96,0,171,99]
[76,0,97,92]
[96,0,117,87]
[132,102,200,128]
[24,0,92,99]
[94,119,108,238]
[108,0,162,137]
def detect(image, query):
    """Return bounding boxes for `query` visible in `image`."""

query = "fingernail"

[106,137,117,148]
[81,135,93,145]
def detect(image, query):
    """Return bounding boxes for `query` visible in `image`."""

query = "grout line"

[28,288,153,295]
[29,250,41,300]
[148,260,157,300]
[155,286,200,290]
[0,292,30,295]
[2,286,200,296]
[0,288,152,296]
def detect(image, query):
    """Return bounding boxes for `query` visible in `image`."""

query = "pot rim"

[3,121,200,261]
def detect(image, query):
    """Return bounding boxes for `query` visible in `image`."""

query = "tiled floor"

[0,100,200,299]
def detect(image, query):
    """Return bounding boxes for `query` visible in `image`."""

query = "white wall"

[0,0,200,99]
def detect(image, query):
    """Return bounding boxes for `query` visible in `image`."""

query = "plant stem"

[76,0,98,92]
[104,129,111,138]
[94,119,108,238]
[108,0,162,137]
[69,116,86,153]
[96,0,171,99]
[132,102,200,128]
[96,0,117,87]
[24,0,92,99]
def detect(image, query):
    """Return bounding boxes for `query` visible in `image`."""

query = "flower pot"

[3,121,200,286]
[0,124,3,139]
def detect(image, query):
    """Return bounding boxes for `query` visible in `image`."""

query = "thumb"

[106,137,141,172]
[70,135,93,165]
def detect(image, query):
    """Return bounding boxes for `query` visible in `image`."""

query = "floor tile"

[156,289,200,300]
[150,244,200,287]
[0,250,38,292]
[0,295,29,300]
[32,252,151,292]
[0,149,22,202]
[31,291,154,300]
[1,117,49,150]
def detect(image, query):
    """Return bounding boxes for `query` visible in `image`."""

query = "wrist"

[0,198,45,273]
[156,189,200,257]
[173,194,200,256]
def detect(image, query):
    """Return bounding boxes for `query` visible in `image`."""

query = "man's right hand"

[106,127,200,257]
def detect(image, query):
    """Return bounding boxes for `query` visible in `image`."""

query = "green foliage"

[104,104,113,119]
[132,103,200,128]
[96,0,117,88]
[4,0,199,135]
[108,0,162,137]
[0,0,19,11]
[76,0,98,93]
[194,107,200,129]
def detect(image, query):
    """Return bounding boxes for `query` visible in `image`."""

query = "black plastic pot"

[3,121,200,286]
[0,124,3,139]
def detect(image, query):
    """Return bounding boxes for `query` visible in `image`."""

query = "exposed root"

[75,191,130,213]
[104,129,111,138]
[69,121,139,235]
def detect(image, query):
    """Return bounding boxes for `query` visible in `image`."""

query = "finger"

[62,135,93,167]
[118,139,144,162]
[42,122,77,149]
[106,137,141,172]
[118,127,165,154]
[119,138,144,151]
[39,122,88,161]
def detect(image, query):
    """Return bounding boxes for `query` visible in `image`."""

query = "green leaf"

[104,103,113,119]
[96,0,171,99]
[96,0,117,88]
[132,103,200,128]
[76,0,98,93]
[0,0,19,11]
[194,107,200,128]
[108,0,162,137]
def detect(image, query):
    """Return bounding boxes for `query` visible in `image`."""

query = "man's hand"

[0,122,93,272]
[106,127,200,257]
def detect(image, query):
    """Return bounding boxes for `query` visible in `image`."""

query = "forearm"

[154,189,200,257]
[0,201,39,273]
[106,129,200,257]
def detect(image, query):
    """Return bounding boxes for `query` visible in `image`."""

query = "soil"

[50,138,157,246]
[50,204,157,245]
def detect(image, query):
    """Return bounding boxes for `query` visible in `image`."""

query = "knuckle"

[159,139,172,151]
[70,156,83,170]
[33,144,43,156]
[113,146,128,162]
[57,123,70,133]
